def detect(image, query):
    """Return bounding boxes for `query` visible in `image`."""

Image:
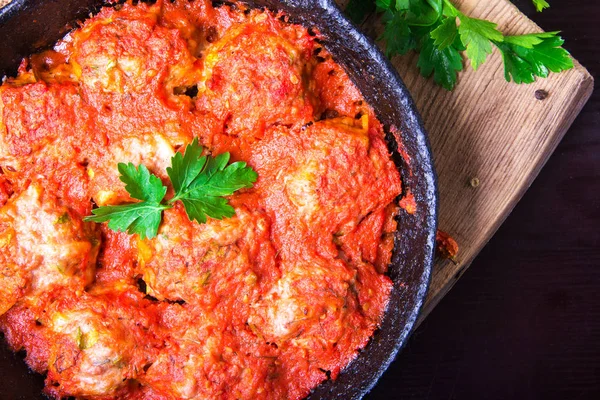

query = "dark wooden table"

[368,1,600,399]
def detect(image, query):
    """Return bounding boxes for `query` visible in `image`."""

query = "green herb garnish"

[346,0,573,90]
[84,139,257,239]
[532,0,550,12]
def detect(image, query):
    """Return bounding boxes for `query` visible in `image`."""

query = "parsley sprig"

[532,0,550,12]
[84,139,257,239]
[346,0,573,90]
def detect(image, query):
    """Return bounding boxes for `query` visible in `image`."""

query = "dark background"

[369,1,600,399]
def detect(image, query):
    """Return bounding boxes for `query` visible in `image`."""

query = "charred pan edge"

[260,1,437,399]
[0,0,437,399]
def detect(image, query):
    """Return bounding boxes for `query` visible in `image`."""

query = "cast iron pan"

[0,0,438,398]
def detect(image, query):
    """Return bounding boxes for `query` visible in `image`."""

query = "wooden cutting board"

[0,0,593,324]
[348,0,594,323]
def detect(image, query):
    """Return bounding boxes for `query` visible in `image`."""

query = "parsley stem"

[167,196,180,205]
[442,0,459,17]
[168,193,185,205]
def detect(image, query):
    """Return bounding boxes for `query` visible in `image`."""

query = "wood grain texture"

[0,0,593,324]
[367,0,600,394]
[355,0,594,323]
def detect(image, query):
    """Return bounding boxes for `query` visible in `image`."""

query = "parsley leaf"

[187,155,257,198]
[382,12,418,57]
[85,140,257,239]
[169,140,257,224]
[456,15,504,70]
[418,24,464,90]
[84,202,167,240]
[118,163,167,204]
[430,16,458,50]
[166,137,206,194]
[502,31,558,48]
[179,196,234,224]
[403,0,442,26]
[376,0,393,12]
[495,32,573,84]
[346,0,572,90]
[84,163,168,239]
[532,0,549,12]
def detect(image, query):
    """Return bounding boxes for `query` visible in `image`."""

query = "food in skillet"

[0,0,403,398]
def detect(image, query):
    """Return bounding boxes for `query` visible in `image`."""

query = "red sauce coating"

[0,1,402,398]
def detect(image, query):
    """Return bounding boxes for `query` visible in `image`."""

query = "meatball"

[248,257,353,342]
[249,118,402,258]
[139,205,277,311]
[70,3,201,104]
[198,14,315,146]
[40,289,160,398]
[0,183,99,316]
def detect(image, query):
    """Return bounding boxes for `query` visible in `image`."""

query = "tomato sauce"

[0,1,402,398]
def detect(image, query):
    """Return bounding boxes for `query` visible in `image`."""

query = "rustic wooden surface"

[353,0,594,323]
[368,1,600,397]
